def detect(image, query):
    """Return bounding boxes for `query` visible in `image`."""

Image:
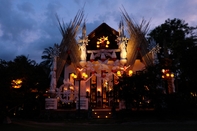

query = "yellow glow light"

[82,72,86,76]
[12,79,23,88]
[97,36,110,48]
[85,74,88,78]
[117,71,121,76]
[129,70,133,76]
[166,73,170,77]
[162,69,165,73]
[71,73,75,77]
[171,73,174,78]
[73,75,77,79]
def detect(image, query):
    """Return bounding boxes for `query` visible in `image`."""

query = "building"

[45,10,173,111]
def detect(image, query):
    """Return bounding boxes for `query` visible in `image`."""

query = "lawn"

[1,119,197,131]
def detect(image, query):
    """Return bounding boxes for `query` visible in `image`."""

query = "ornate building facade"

[51,22,154,110]
[45,10,175,111]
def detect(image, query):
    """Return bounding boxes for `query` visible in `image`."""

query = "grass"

[2,109,197,131]
[1,118,197,131]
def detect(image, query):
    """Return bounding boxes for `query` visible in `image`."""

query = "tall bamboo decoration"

[56,9,84,81]
[120,6,153,67]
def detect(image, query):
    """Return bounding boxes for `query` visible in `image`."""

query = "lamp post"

[77,79,81,117]
[71,71,88,118]
[161,69,174,94]
[116,68,133,110]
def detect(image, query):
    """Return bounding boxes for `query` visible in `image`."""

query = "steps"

[91,109,113,119]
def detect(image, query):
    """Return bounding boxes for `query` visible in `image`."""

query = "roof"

[87,23,119,50]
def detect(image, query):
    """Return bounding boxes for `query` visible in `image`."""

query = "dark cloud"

[17,1,34,14]
[0,0,197,64]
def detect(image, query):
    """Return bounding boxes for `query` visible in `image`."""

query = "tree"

[6,55,37,91]
[40,46,53,68]
[148,18,197,94]
[0,55,51,119]
[117,65,162,111]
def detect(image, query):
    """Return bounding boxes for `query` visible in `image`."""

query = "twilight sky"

[0,0,197,63]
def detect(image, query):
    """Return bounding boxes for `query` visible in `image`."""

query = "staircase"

[91,109,113,119]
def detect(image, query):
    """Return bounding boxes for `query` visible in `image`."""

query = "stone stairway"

[91,108,113,119]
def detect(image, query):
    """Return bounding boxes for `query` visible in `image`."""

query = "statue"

[119,40,127,59]
[117,20,128,60]
[78,21,89,62]
[50,70,56,92]
[78,43,87,61]
[49,43,60,93]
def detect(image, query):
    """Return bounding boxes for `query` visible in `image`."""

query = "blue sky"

[0,0,197,63]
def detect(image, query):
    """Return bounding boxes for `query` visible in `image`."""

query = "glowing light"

[73,75,77,79]
[117,71,121,76]
[82,72,88,79]
[70,85,74,90]
[166,73,170,77]
[82,72,86,77]
[71,73,75,77]
[171,73,174,78]
[162,69,165,73]
[129,70,133,76]
[96,36,110,48]
[64,87,67,91]
[12,79,23,88]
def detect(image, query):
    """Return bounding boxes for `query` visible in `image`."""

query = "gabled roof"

[87,23,119,50]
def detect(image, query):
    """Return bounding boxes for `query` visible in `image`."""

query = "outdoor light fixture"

[97,88,101,96]
[117,71,121,76]
[161,69,175,94]
[71,73,77,79]
[96,36,110,48]
[128,70,133,76]
[11,79,23,88]
[161,69,174,79]
[86,89,89,97]
[116,69,133,77]
[71,69,88,118]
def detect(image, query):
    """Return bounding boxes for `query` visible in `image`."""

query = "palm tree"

[40,46,53,68]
